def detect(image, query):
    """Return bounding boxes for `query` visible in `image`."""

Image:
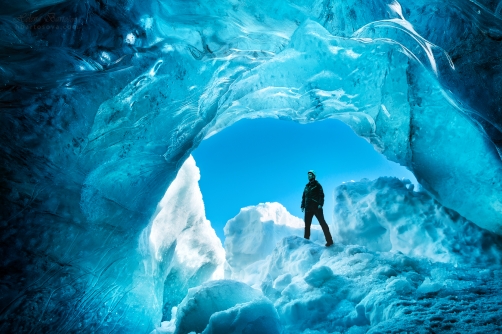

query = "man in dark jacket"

[301,170,334,247]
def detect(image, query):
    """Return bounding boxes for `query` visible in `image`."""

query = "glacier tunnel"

[1,0,502,333]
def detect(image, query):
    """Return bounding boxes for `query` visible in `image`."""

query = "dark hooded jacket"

[301,179,325,211]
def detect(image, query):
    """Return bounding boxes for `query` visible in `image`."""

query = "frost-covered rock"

[332,177,502,266]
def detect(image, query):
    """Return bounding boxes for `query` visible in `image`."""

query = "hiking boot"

[325,241,333,247]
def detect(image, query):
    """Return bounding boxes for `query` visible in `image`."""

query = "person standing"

[301,170,334,247]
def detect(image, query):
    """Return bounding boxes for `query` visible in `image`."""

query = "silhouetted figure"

[301,170,334,247]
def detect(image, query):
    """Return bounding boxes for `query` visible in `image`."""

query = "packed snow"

[224,202,326,283]
[332,177,502,267]
[150,174,502,334]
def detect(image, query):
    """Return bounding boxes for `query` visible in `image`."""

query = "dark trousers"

[304,207,333,243]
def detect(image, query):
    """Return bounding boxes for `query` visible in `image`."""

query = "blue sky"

[192,118,417,242]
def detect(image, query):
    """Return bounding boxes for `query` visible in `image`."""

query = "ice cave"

[1,0,502,333]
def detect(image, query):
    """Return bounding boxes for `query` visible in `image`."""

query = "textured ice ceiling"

[0,0,501,332]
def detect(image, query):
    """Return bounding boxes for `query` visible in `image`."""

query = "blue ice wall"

[0,0,501,333]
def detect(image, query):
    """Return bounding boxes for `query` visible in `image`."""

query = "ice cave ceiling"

[0,0,501,333]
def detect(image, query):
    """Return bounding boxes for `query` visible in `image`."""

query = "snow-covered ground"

[150,157,502,334]
[154,235,502,334]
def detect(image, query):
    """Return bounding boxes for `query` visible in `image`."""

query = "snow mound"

[221,189,502,333]
[202,298,281,334]
[261,236,502,334]
[173,280,277,334]
[224,202,326,283]
[333,177,502,266]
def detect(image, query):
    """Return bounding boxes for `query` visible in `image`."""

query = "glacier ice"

[143,155,225,323]
[212,19,502,234]
[332,177,502,266]
[151,280,281,334]
[200,297,281,334]
[214,179,502,333]
[173,280,278,334]
[1,0,502,332]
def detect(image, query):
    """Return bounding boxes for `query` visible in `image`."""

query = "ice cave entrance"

[191,117,418,242]
[146,116,446,332]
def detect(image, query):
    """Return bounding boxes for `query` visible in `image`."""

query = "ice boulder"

[224,202,326,282]
[202,298,281,334]
[174,280,276,334]
[333,177,502,266]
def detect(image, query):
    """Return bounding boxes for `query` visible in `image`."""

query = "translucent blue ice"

[1,0,501,333]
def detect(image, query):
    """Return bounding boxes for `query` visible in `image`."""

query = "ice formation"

[223,202,325,283]
[332,177,502,266]
[151,280,281,334]
[217,181,502,333]
[257,236,501,334]
[143,155,225,322]
[174,280,279,334]
[1,0,502,332]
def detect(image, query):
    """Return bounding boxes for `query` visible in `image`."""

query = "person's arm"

[318,182,324,208]
[301,187,305,209]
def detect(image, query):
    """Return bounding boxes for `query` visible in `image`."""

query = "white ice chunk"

[174,280,265,334]
[202,298,281,334]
